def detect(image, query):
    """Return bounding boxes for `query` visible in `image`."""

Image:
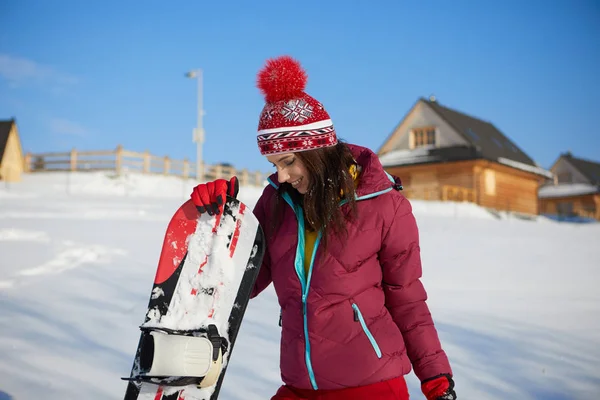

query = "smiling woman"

[189,55,456,400]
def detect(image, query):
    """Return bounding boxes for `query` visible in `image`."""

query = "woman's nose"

[277,169,290,183]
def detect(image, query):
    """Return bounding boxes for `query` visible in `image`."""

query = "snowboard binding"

[122,324,227,388]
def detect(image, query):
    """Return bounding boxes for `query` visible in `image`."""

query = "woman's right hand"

[190,176,239,216]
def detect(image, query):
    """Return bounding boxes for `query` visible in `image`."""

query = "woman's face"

[266,152,311,194]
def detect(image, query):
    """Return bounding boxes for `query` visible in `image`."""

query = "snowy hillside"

[0,171,599,400]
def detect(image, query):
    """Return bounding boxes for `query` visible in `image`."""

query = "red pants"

[270,376,409,400]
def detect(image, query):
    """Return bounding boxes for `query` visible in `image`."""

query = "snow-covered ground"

[0,171,598,400]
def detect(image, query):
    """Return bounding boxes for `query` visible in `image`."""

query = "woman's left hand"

[421,374,457,400]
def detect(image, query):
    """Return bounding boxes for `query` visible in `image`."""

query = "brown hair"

[270,141,359,252]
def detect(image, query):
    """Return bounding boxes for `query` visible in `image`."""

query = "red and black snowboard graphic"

[122,197,265,400]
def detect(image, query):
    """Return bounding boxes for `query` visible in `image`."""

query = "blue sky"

[1,0,598,173]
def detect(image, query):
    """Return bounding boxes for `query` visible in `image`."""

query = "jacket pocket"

[351,303,382,359]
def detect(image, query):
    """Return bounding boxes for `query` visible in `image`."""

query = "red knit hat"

[256,56,337,156]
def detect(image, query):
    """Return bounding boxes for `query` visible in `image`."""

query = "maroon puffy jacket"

[250,144,452,390]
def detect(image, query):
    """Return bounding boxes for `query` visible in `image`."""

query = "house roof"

[539,183,599,199]
[560,152,600,185]
[379,144,480,166]
[0,119,15,164]
[422,98,537,167]
[379,143,553,178]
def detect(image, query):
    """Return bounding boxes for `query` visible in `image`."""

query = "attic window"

[411,126,436,149]
[491,137,504,148]
[557,172,573,183]
[466,128,479,141]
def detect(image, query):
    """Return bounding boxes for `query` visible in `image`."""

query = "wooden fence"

[23,145,268,187]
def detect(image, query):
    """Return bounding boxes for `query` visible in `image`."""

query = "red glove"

[190,177,239,216]
[421,374,456,400]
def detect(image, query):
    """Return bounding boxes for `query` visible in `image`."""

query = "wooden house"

[0,118,25,182]
[538,152,600,221]
[377,97,552,215]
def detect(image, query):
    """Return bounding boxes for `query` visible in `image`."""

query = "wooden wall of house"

[387,161,475,187]
[0,125,24,182]
[385,160,476,201]
[540,193,600,220]
[384,159,544,215]
[474,161,541,215]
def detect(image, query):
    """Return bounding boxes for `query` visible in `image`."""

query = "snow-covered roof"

[497,157,554,178]
[538,183,599,199]
[379,147,554,179]
[378,147,436,167]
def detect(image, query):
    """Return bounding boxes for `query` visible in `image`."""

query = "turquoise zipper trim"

[351,303,382,358]
[338,186,394,207]
[303,230,322,390]
[384,171,403,190]
[267,177,278,190]
[271,178,319,390]
[355,187,394,201]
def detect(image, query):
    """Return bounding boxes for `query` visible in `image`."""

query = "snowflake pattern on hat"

[262,103,276,120]
[281,99,314,123]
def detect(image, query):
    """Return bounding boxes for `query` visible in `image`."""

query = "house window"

[491,137,504,148]
[411,127,436,149]
[484,169,496,196]
[556,202,574,217]
[556,172,572,183]
[466,128,480,141]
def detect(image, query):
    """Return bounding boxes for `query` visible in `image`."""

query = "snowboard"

[122,197,265,400]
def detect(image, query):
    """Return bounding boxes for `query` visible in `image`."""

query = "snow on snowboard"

[122,197,265,400]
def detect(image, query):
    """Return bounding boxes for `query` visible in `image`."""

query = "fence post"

[240,168,249,187]
[143,150,150,173]
[115,145,123,175]
[70,148,78,171]
[255,171,263,187]
[164,156,170,175]
[183,158,189,179]
[214,164,223,180]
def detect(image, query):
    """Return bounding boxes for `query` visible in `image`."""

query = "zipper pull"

[353,308,359,322]
[279,313,282,327]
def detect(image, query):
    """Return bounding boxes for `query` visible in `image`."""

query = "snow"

[538,183,599,198]
[497,157,554,178]
[378,147,437,167]
[0,171,599,400]
[378,150,554,180]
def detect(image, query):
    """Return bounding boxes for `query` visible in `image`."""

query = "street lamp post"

[185,69,205,181]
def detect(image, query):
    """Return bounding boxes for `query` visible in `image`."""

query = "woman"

[191,56,456,400]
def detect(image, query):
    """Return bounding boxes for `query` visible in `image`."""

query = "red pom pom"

[257,55,307,103]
